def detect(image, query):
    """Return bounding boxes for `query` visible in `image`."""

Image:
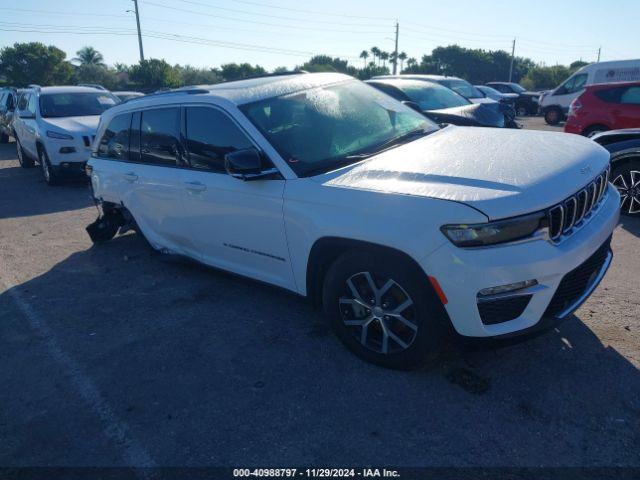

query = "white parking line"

[1,274,157,473]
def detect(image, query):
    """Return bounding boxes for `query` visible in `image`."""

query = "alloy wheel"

[339,271,418,355]
[613,170,640,215]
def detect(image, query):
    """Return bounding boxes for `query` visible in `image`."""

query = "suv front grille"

[547,166,610,242]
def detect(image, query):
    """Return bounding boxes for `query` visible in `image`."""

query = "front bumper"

[51,160,87,177]
[420,184,620,337]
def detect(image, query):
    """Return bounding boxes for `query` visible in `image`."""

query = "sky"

[1,0,638,71]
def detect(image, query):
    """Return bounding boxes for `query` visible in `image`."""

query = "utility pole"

[392,21,399,75]
[508,38,516,82]
[132,0,144,62]
[597,47,601,62]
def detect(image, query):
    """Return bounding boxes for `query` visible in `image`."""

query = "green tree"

[520,65,572,90]
[359,50,369,68]
[129,58,180,90]
[370,46,381,66]
[398,52,407,72]
[74,64,119,90]
[570,60,589,71]
[176,65,222,85]
[0,42,73,86]
[220,63,266,81]
[73,46,105,66]
[380,51,389,68]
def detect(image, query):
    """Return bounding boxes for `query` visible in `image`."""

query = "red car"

[564,81,640,137]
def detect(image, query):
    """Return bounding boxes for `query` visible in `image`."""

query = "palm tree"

[359,50,369,69]
[406,57,417,70]
[380,51,389,68]
[73,46,105,66]
[398,52,408,72]
[370,47,381,66]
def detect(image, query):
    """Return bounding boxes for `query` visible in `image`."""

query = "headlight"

[46,130,74,140]
[441,212,545,248]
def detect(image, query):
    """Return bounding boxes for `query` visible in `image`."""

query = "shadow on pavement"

[1,232,639,467]
[0,144,92,219]
[620,214,640,238]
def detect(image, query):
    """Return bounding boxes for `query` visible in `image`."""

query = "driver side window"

[556,74,588,96]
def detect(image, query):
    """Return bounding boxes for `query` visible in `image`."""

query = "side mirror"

[401,100,422,113]
[224,147,278,181]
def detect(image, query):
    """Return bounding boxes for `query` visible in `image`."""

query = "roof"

[586,80,640,89]
[373,74,461,82]
[202,72,351,105]
[36,86,110,94]
[365,78,439,88]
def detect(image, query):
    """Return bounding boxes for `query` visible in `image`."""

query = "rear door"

[615,85,640,128]
[178,105,294,290]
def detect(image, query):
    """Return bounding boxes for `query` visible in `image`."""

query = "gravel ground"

[0,136,639,469]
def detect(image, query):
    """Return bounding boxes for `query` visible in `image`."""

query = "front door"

[178,105,295,290]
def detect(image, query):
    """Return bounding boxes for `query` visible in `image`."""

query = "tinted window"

[398,81,470,110]
[27,94,37,115]
[492,84,509,93]
[595,87,623,103]
[368,83,408,102]
[17,93,29,111]
[557,74,588,95]
[140,108,182,166]
[185,106,253,172]
[6,93,15,110]
[439,79,484,99]
[620,86,640,105]
[39,92,119,118]
[98,113,131,160]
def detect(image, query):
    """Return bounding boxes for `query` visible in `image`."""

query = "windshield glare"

[241,81,437,176]
[399,82,470,110]
[441,79,484,99]
[510,83,526,93]
[39,92,119,118]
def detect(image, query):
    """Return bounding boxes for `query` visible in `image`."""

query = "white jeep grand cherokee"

[87,73,619,369]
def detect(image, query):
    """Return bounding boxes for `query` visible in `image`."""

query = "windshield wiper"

[346,128,432,159]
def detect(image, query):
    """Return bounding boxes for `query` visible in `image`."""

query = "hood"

[426,103,504,128]
[313,126,610,220]
[42,116,100,134]
[468,97,498,105]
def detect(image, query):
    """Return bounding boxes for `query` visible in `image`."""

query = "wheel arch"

[305,236,430,307]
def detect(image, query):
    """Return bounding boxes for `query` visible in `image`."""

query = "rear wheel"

[583,125,609,138]
[16,138,34,168]
[611,159,640,216]
[544,106,563,125]
[322,250,449,370]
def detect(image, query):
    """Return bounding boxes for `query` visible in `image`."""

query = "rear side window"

[595,87,623,103]
[17,94,29,111]
[97,113,131,160]
[184,106,253,172]
[620,86,640,105]
[140,107,182,166]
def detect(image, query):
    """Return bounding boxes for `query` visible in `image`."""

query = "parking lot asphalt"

[0,135,639,468]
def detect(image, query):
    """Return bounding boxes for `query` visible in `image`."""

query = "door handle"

[184,181,206,192]
[123,172,138,182]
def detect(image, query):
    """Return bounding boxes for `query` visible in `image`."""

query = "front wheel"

[322,250,449,370]
[611,159,640,216]
[516,106,528,117]
[39,146,60,185]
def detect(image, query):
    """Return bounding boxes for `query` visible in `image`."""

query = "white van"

[539,59,640,125]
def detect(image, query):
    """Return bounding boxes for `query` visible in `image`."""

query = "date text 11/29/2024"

[233,468,400,478]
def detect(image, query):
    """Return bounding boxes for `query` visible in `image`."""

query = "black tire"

[322,249,449,370]
[38,146,60,185]
[583,125,609,138]
[16,138,35,168]
[544,107,563,125]
[0,131,9,143]
[611,158,640,217]
[516,106,528,117]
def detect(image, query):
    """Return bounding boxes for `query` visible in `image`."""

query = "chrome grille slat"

[546,167,609,244]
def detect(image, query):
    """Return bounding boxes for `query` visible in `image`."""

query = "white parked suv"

[13,85,119,184]
[87,73,620,369]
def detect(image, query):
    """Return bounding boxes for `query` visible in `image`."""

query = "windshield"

[399,81,470,110]
[39,92,120,118]
[510,83,526,93]
[440,79,484,99]
[240,81,437,177]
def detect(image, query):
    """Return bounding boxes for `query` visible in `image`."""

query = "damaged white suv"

[87,73,619,369]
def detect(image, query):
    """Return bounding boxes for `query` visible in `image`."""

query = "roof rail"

[123,87,209,104]
[78,83,107,91]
